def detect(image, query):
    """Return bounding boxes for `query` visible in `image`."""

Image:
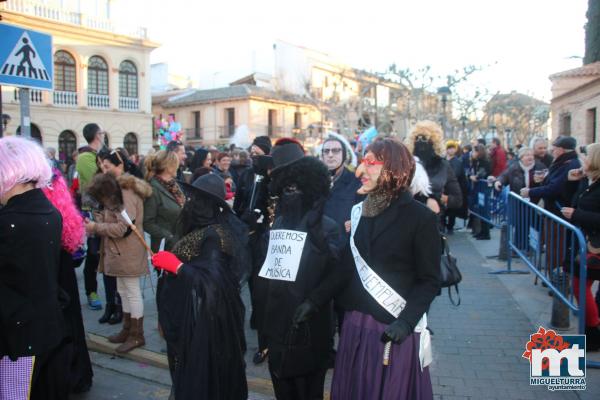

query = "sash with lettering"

[350,201,432,369]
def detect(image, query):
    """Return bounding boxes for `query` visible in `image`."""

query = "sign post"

[0,23,53,138]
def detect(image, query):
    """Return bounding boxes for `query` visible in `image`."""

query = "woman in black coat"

[320,137,441,399]
[0,136,68,400]
[560,143,600,350]
[151,174,250,399]
[469,144,493,239]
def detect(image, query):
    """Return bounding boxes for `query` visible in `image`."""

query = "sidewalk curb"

[86,333,278,398]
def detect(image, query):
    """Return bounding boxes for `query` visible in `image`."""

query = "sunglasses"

[360,158,384,166]
[323,148,342,155]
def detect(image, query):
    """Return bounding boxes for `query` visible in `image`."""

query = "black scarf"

[549,151,578,173]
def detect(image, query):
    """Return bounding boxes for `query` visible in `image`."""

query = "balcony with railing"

[1,0,149,40]
[267,125,283,138]
[53,91,78,107]
[184,128,203,141]
[119,97,139,111]
[218,125,237,139]
[13,88,44,104]
[88,94,110,109]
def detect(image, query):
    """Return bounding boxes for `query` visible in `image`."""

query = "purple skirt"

[0,356,34,400]
[331,311,433,400]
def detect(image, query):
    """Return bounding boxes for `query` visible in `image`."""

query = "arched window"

[16,123,42,143]
[119,61,138,98]
[58,130,77,165]
[123,132,138,156]
[54,50,76,92]
[88,56,108,95]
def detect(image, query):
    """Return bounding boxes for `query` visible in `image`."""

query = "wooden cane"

[120,210,154,257]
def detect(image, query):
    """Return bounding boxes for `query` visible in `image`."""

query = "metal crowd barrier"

[468,179,509,229]
[505,192,599,368]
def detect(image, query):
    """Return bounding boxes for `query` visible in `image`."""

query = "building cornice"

[551,77,600,104]
[1,12,160,50]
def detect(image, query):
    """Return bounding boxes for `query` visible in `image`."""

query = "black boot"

[98,304,115,324]
[108,304,123,325]
[585,326,600,351]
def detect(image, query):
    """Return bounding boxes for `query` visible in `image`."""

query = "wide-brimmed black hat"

[270,142,305,173]
[181,173,229,209]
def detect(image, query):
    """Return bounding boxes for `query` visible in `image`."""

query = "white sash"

[350,202,432,369]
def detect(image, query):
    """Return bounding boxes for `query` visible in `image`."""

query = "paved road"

[76,229,599,399]
[70,363,171,400]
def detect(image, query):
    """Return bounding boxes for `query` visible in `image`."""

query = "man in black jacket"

[257,141,344,399]
[233,136,273,364]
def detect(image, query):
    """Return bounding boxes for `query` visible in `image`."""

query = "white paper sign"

[258,229,307,281]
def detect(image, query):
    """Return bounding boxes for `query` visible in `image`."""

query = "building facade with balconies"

[152,83,321,148]
[0,0,158,166]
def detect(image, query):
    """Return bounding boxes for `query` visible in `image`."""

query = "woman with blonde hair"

[406,121,462,223]
[144,150,185,253]
[561,143,600,350]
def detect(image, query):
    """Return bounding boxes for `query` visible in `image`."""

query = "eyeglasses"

[323,148,342,155]
[415,135,430,143]
[360,158,384,166]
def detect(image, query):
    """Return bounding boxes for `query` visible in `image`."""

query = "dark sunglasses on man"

[322,148,342,155]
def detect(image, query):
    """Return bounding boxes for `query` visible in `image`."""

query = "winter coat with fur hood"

[90,174,152,277]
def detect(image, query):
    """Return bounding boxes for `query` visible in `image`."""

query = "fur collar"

[117,174,152,200]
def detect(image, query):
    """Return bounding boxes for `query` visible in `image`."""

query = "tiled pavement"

[77,228,600,399]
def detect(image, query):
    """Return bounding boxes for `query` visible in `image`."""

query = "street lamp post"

[459,115,468,143]
[437,86,451,138]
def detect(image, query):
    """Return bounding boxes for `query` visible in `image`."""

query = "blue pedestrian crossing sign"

[0,23,53,90]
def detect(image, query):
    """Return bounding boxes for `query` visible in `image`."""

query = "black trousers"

[102,274,120,306]
[83,237,100,296]
[269,368,327,400]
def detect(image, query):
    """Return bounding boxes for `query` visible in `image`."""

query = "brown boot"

[108,312,131,344]
[116,317,145,353]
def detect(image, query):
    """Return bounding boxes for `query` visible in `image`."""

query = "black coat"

[529,151,581,215]
[497,160,546,193]
[160,225,248,400]
[571,179,600,280]
[323,168,364,235]
[314,191,442,329]
[426,157,462,210]
[0,189,66,360]
[259,213,343,373]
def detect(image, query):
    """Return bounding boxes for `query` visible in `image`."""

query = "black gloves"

[381,318,412,344]
[241,209,262,231]
[292,300,318,328]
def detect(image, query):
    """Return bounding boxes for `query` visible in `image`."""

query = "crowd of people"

[1,118,599,399]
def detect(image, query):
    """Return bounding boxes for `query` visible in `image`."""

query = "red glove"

[151,251,183,274]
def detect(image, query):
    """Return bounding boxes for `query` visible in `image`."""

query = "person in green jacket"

[76,123,105,310]
[143,150,185,391]
[143,150,185,253]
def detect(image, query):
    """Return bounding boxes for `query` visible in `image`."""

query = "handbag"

[270,323,316,379]
[440,235,462,306]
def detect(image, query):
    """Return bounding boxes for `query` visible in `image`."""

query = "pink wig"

[0,136,52,199]
[42,169,85,254]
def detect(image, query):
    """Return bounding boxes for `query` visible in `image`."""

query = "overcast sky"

[115,0,588,101]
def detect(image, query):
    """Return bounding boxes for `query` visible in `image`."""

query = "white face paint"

[322,140,344,171]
